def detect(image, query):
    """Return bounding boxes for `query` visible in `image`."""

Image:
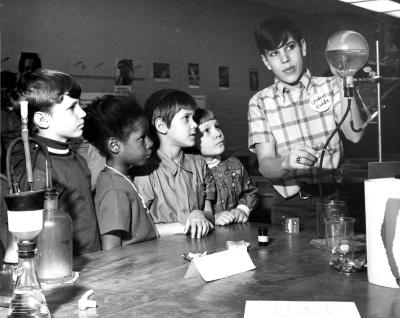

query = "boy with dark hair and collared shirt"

[13,68,101,256]
[248,17,365,229]
[135,89,215,239]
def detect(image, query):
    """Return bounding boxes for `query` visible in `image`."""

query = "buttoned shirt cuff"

[236,204,250,217]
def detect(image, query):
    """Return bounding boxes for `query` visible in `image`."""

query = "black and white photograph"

[249,68,259,91]
[153,62,170,81]
[1,1,400,317]
[218,66,230,89]
[188,62,200,88]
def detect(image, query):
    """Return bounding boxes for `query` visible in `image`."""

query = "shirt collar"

[206,157,221,169]
[34,135,70,155]
[274,69,312,96]
[156,149,193,176]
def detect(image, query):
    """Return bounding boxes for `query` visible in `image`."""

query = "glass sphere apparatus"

[325,30,369,98]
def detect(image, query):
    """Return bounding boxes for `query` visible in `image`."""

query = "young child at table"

[83,95,159,250]
[12,69,100,256]
[134,89,215,239]
[193,108,258,226]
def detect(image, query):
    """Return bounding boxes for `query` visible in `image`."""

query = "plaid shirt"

[248,69,343,198]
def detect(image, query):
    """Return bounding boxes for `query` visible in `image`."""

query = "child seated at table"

[83,95,159,250]
[13,68,100,256]
[193,108,258,226]
[134,89,215,239]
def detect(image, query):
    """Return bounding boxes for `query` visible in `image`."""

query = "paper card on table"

[184,249,255,282]
[244,301,361,318]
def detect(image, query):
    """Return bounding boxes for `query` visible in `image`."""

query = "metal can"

[281,217,300,234]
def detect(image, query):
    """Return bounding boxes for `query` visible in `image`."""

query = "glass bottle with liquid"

[36,188,73,283]
[8,241,51,318]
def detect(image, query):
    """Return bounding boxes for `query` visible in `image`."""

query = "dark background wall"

[1,0,399,158]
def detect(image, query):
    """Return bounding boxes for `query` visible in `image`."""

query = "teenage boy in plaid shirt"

[248,17,365,229]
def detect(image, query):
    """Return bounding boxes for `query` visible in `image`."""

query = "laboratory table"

[1,222,399,317]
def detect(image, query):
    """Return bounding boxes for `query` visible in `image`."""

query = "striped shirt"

[248,69,343,198]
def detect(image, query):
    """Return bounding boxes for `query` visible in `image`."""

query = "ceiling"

[247,0,400,17]
[247,0,356,14]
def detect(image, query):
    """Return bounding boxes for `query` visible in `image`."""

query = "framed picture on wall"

[249,68,259,91]
[188,63,200,88]
[218,66,230,89]
[115,59,134,86]
[19,52,42,75]
[153,62,170,82]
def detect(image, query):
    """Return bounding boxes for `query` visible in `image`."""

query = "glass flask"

[36,189,73,283]
[8,241,51,318]
[325,30,369,97]
[325,30,369,77]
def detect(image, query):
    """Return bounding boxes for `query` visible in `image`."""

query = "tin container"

[281,217,299,234]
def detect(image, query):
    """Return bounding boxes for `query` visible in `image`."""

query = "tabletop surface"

[1,222,400,317]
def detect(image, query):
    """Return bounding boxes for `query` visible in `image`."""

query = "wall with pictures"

[1,0,398,157]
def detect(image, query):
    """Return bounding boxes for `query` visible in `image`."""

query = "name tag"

[309,92,331,112]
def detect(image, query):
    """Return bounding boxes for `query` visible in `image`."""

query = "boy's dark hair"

[193,108,216,126]
[15,68,81,133]
[144,89,197,151]
[254,17,303,55]
[144,89,197,128]
[83,95,145,159]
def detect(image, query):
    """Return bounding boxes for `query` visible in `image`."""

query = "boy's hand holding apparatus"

[184,210,214,238]
[282,144,320,170]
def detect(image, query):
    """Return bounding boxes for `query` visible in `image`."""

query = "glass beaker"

[325,216,355,272]
[316,200,347,238]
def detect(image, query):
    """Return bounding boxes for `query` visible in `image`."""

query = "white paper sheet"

[244,301,361,318]
[185,249,255,282]
[365,178,400,288]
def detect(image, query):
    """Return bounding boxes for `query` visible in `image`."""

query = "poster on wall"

[188,63,200,88]
[249,68,259,91]
[19,52,42,74]
[115,59,134,86]
[218,66,230,89]
[153,62,170,82]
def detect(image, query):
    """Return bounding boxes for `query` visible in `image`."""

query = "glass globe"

[325,30,369,78]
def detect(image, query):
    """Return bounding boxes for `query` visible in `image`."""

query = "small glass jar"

[258,227,269,246]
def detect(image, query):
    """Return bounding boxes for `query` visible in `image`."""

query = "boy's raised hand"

[184,210,214,239]
[215,211,235,226]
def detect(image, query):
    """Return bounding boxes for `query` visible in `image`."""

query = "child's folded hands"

[230,209,248,223]
[215,211,235,226]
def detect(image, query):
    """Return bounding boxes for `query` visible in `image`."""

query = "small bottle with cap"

[258,227,269,246]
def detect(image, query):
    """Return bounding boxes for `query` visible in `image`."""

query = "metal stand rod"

[376,40,382,162]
